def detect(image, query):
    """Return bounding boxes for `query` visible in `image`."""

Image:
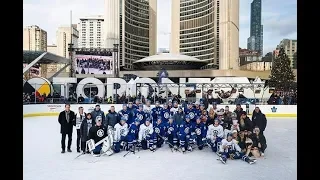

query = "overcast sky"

[23,0,296,55]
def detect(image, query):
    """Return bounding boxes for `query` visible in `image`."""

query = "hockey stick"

[158,134,180,152]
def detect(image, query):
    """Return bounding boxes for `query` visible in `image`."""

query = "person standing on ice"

[58,104,76,153]
[80,113,94,153]
[251,107,267,135]
[91,105,105,125]
[75,106,86,153]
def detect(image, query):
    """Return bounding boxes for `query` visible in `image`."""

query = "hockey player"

[138,118,154,151]
[80,113,94,153]
[160,103,171,124]
[153,117,166,148]
[165,116,178,150]
[113,117,129,153]
[192,117,207,150]
[207,119,224,152]
[118,104,131,123]
[184,102,197,122]
[218,133,256,164]
[133,99,140,109]
[134,104,145,125]
[91,104,105,125]
[151,101,163,121]
[126,118,141,151]
[170,101,179,115]
[75,107,86,152]
[178,115,195,152]
[88,116,108,155]
[144,99,152,114]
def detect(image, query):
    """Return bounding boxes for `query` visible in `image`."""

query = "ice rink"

[23,117,297,180]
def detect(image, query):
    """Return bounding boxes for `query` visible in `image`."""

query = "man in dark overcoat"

[58,104,76,153]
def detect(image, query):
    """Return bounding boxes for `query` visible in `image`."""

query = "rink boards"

[23,104,296,118]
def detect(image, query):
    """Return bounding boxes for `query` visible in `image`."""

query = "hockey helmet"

[95,116,102,122]
[120,116,127,121]
[134,118,140,123]
[185,115,190,119]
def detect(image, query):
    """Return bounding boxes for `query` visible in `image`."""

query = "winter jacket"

[106,110,119,127]
[251,133,267,148]
[58,110,76,134]
[239,117,253,132]
[173,112,185,126]
[234,108,243,120]
[252,110,267,132]
[91,109,106,124]
[80,118,94,142]
[223,112,232,130]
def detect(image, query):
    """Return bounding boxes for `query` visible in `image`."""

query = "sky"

[23,0,296,56]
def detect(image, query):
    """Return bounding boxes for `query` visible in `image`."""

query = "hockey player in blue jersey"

[178,115,195,152]
[160,103,171,124]
[118,104,131,123]
[133,99,140,109]
[134,104,145,125]
[113,117,129,153]
[207,119,224,152]
[126,118,141,152]
[152,101,163,121]
[165,116,178,150]
[153,117,166,148]
[138,118,155,151]
[218,133,256,164]
[193,102,202,118]
[192,117,207,150]
[184,102,197,122]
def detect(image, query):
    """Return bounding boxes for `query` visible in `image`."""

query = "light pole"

[113,44,119,78]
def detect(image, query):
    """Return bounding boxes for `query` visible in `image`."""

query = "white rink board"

[23,104,297,117]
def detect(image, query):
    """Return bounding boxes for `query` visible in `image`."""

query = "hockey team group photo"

[59,100,268,165]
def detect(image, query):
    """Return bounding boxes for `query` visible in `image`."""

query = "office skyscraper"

[247,0,263,55]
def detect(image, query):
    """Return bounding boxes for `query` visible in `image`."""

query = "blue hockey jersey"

[134,109,145,124]
[153,122,166,137]
[179,121,195,136]
[184,108,197,122]
[118,109,130,122]
[152,106,163,120]
[165,122,178,136]
[194,122,207,138]
[128,123,139,141]
[160,108,171,124]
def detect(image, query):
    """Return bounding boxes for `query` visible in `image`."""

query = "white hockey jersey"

[114,123,129,142]
[75,113,86,129]
[138,123,154,141]
[206,124,224,140]
[219,139,241,153]
[170,107,179,115]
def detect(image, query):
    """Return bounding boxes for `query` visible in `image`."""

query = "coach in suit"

[58,104,76,153]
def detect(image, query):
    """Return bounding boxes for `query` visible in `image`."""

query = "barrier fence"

[23,83,297,105]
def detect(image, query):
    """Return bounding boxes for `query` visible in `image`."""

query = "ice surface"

[23,117,297,180]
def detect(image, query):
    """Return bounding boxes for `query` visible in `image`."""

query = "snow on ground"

[23,117,297,180]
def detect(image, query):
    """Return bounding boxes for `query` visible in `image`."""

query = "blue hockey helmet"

[185,115,190,119]
[120,116,127,121]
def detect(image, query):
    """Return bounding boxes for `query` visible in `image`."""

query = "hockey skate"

[173,145,178,151]
[181,147,186,153]
[219,156,227,164]
[187,145,193,152]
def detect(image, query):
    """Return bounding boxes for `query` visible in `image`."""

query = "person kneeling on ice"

[126,118,141,152]
[207,119,224,152]
[165,116,179,150]
[219,133,256,164]
[153,117,166,148]
[251,126,267,157]
[191,117,207,150]
[88,116,110,155]
[80,113,94,153]
[138,118,155,151]
[113,117,129,153]
[178,115,195,152]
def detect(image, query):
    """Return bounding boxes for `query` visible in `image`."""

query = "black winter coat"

[106,110,119,127]
[251,133,267,148]
[252,110,267,132]
[80,118,94,142]
[58,110,76,134]
[234,108,243,120]
[239,117,253,132]
[89,125,108,143]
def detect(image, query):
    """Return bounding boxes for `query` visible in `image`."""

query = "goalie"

[87,116,113,156]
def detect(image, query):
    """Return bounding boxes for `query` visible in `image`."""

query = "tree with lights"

[269,47,295,92]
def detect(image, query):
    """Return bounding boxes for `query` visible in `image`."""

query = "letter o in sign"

[76,78,105,99]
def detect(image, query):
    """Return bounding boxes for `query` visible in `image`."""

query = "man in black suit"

[58,104,76,153]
